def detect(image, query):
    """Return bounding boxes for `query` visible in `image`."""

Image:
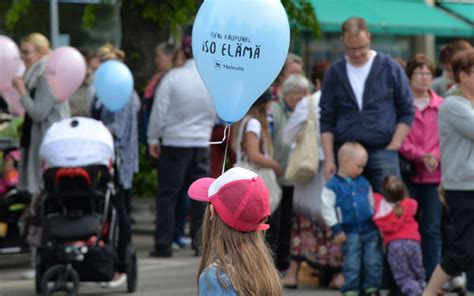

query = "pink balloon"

[45,46,86,102]
[0,35,21,91]
[1,87,25,116]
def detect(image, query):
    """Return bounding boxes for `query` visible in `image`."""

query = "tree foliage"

[5,0,31,31]
[5,0,320,38]
[283,0,321,38]
[131,0,197,34]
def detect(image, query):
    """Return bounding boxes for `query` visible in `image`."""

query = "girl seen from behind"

[234,90,281,178]
[373,176,425,296]
[188,167,282,296]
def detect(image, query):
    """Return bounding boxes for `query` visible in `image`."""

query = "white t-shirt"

[236,118,268,162]
[413,97,430,111]
[346,50,377,110]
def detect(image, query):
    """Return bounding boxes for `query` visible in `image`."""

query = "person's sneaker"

[149,248,172,258]
[171,242,181,251]
[442,278,453,291]
[365,288,380,296]
[101,273,127,288]
[176,237,192,248]
[22,269,35,280]
[452,273,467,289]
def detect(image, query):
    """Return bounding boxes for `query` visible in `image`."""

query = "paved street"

[0,198,334,296]
[0,200,471,296]
[0,233,340,296]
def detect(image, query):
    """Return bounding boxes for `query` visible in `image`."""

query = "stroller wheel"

[126,244,138,293]
[40,264,79,296]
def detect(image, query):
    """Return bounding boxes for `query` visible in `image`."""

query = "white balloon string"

[209,124,230,145]
[221,125,231,175]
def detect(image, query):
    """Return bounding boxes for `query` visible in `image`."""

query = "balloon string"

[209,124,230,145]
[221,125,231,175]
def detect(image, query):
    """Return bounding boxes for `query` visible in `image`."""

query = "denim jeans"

[363,149,400,193]
[408,182,441,279]
[342,228,383,293]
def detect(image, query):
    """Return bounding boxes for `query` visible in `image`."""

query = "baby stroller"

[0,113,31,255]
[35,117,137,296]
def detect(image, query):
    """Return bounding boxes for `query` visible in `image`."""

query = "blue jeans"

[363,149,400,193]
[342,229,383,293]
[408,182,441,279]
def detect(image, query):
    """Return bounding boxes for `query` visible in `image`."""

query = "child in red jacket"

[373,176,426,296]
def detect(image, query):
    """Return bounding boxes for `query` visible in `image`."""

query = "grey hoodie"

[438,95,474,190]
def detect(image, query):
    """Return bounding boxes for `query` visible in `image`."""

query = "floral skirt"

[289,211,342,271]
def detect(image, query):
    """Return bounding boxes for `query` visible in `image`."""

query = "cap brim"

[188,177,215,202]
[256,223,270,231]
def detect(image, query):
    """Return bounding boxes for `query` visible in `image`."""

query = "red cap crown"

[188,167,270,232]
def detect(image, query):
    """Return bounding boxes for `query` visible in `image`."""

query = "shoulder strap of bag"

[307,94,316,121]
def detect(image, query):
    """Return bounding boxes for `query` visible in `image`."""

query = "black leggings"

[440,190,474,276]
[114,185,132,273]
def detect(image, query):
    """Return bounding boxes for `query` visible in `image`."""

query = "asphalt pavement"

[0,198,340,296]
[0,198,471,296]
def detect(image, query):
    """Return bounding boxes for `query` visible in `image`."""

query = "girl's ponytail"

[382,175,407,218]
[394,201,403,218]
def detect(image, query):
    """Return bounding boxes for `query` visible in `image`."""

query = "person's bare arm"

[321,132,336,180]
[245,132,282,176]
[386,123,411,151]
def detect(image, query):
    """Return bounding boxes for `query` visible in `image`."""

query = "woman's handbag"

[285,95,319,184]
[399,153,416,182]
[234,160,282,213]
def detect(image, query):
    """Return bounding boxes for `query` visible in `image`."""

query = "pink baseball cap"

[188,167,270,232]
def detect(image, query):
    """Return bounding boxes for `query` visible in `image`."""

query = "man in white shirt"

[319,17,414,193]
[147,37,216,257]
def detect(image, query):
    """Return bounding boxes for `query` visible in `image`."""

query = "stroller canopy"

[40,117,114,168]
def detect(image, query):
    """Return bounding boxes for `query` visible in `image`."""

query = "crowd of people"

[202,17,474,296]
[1,15,474,296]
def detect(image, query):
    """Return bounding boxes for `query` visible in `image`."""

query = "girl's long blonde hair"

[197,206,282,296]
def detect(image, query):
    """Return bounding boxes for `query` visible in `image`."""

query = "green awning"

[309,0,474,37]
[439,1,474,23]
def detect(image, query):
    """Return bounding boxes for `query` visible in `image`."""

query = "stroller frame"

[36,165,137,296]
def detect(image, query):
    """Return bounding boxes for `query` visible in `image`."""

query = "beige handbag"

[285,95,319,183]
[233,160,282,213]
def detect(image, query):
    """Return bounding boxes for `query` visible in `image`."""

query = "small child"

[188,167,282,296]
[321,141,383,296]
[373,175,425,296]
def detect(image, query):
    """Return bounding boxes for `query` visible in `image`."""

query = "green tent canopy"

[439,1,474,24]
[309,0,474,37]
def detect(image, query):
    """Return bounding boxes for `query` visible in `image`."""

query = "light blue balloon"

[192,0,290,123]
[94,60,134,112]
